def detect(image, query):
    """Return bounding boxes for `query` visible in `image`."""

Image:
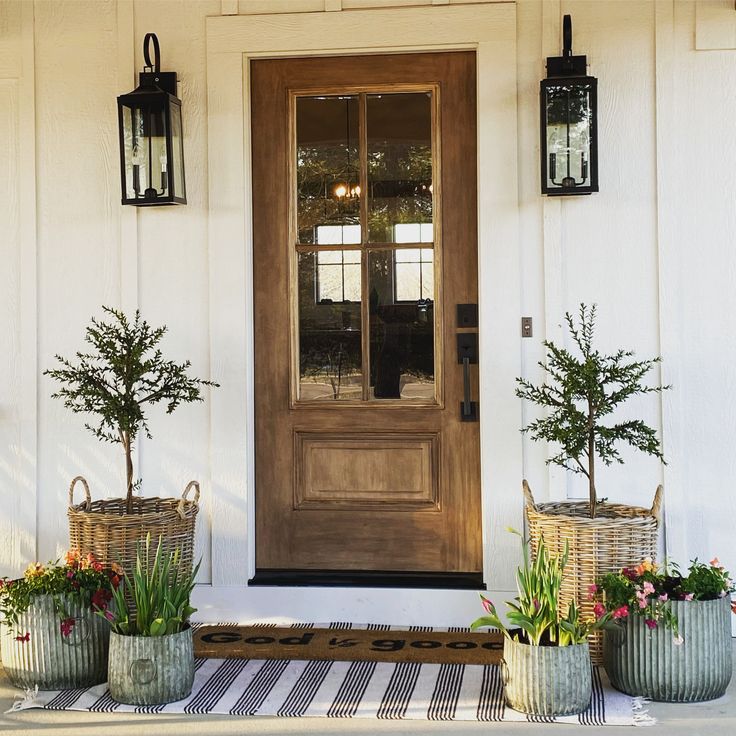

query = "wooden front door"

[251,52,481,587]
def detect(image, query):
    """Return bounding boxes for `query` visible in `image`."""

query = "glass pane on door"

[368,248,435,400]
[298,251,363,401]
[367,92,433,243]
[296,96,360,245]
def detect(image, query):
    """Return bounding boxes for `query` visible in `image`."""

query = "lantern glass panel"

[544,82,593,191]
[170,100,185,200]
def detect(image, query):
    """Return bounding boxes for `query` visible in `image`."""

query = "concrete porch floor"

[1,643,735,735]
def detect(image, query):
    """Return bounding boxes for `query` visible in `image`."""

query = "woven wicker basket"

[523,479,662,664]
[67,476,199,579]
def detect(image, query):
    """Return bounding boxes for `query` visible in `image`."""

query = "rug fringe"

[6,685,39,713]
[632,696,656,727]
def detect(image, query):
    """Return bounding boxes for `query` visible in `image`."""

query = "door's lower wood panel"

[294,432,440,511]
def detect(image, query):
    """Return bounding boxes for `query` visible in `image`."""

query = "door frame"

[205,3,523,605]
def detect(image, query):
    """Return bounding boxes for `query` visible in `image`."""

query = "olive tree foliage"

[515,305,669,518]
[44,307,219,512]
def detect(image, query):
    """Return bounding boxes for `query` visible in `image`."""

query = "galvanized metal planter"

[604,596,733,702]
[108,626,194,705]
[503,635,592,716]
[0,593,109,689]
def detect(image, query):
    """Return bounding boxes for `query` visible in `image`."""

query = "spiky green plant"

[44,307,219,512]
[470,531,606,646]
[99,534,199,637]
[515,304,669,518]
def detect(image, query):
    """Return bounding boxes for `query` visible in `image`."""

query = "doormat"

[7,658,651,725]
[193,623,504,665]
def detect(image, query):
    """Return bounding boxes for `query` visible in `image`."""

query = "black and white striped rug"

[7,624,652,726]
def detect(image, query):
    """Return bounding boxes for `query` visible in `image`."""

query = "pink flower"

[658,593,668,602]
[587,584,598,601]
[673,634,684,645]
[481,596,495,614]
[642,581,655,596]
[91,588,112,611]
[683,593,694,601]
[710,557,723,569]
[593,602,606,619]
[645,619,658,630]
[638,597,648,609]
[612,605,629,620]
[104,609,115,622]
[66,570,74,579]
[60,618,75,637]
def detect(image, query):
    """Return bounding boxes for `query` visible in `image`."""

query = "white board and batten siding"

[0,0,734,627]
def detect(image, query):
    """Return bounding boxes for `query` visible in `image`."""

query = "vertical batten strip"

[19,0,38,566]
[115,0,142,561]
[540,0,565,505]
[653,0,679,566]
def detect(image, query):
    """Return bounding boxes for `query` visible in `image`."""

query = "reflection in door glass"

[369,249,434,400]
[297,96,360,245]
[298,251,363,401]
[367,93,433,243]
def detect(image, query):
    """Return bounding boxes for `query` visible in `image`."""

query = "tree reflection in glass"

[296,96,360,245]
[367,93,432,243]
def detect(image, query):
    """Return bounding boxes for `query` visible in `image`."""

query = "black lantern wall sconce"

[117,33,186,206]
[540,15,598,196]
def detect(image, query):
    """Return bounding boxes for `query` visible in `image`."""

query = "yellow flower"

[24,562,45,579]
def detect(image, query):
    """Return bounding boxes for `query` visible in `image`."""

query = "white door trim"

[205,4,522,618]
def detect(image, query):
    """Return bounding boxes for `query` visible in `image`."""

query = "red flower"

[60,618,76,637]
[621,567,638,581]
[15,632,30,643]
[480,595,495,614]
[612,605,629,619]
[593,602,606,619]
[645,619,658,630]
[91,588,112,611]
[109,573,121,590]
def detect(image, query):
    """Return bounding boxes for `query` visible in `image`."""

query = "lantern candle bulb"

[160,151,168,192]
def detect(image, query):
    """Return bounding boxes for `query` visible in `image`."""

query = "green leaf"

[149,618,167,636]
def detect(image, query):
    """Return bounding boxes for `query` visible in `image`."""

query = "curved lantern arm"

[143,33,161,74]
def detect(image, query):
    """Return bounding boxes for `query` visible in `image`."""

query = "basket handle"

[177,480,200,519]
[522,479,537,512]
[68,476,91,511]
[650,484,664,521]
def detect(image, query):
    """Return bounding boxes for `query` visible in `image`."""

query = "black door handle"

[457,333,478,421]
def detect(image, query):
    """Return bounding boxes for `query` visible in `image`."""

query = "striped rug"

[7,624,651,725]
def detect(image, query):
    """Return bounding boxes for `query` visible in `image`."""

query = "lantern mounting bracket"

[546,15,587,78]
[139,32,178,97]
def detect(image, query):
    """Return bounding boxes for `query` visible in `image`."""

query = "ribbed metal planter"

[503,636,592,716]
[108,626,194,705]
[604,597,733,702]
[0,593,109,689]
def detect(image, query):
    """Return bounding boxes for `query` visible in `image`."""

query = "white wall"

[1,0,735,620]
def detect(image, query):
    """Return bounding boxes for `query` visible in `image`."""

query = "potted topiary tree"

[471,532,608,717]
[44,306,218,578]
[516,304,670,662]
